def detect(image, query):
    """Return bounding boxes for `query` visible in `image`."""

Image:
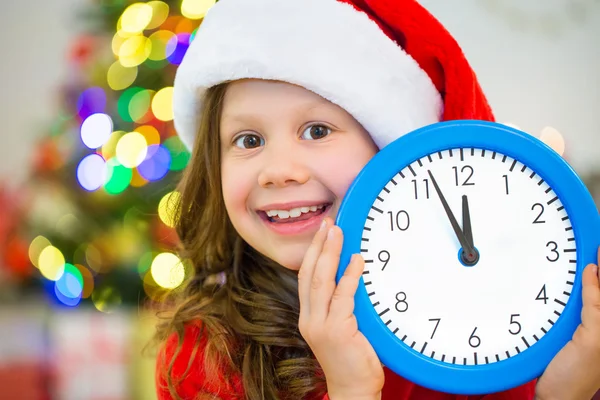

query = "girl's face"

[220,80,378,270]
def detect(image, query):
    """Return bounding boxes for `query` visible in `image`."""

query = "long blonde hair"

[154,83,326,399]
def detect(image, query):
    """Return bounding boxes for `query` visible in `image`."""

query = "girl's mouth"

[258,203,332,224]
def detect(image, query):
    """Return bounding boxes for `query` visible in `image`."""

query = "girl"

[154,0,600,399]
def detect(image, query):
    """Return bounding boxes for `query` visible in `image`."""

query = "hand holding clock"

[535,247,600,400]
[299,214,600,399]
[298,217,384,400]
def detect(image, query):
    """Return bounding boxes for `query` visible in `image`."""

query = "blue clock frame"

[335,120,600,395]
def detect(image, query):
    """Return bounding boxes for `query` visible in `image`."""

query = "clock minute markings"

[408,165,417,177]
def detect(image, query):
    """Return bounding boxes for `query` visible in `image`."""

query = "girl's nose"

[257,150,310,188]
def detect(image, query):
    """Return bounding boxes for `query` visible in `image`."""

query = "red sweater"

[156,323,536,400]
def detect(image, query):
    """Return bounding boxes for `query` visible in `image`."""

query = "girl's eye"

[301,125,331,140]
[234,134,264,149]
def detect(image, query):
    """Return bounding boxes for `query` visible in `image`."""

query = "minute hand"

[427,170,476,261]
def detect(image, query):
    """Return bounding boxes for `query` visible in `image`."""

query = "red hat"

[173,0,494,151]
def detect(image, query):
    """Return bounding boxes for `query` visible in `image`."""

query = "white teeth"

[264,204,327,219]
[277,210,290,218]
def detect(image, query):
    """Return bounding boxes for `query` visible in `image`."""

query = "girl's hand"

[535,246,600,400]
[298,217,384,400]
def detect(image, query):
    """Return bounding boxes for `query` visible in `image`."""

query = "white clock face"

[362,147,577,366]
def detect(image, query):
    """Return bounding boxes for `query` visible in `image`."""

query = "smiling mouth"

[258,203,332,223]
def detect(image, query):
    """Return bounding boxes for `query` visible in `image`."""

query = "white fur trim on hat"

[173,0,443,151]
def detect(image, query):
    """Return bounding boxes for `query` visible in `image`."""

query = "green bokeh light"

[104,158,132,195]
[164,136,190,171]
[117,86,144,123]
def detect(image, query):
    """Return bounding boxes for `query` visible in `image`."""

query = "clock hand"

[427,170,478,265]
[462,195,474,248]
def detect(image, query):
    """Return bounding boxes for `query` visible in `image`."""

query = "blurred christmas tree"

[1,0,216,310]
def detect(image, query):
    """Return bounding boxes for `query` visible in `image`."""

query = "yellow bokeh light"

[116,132,148,168]
[130,168,149,187]
[158,191,181,227]
[151,252,185,289]
[107,61,138,91]
[92,286,122,313]
[540,126,566,157]
[111,32,128,56]
[152,87,174,121]
[119,35,152,68]
[86,244,103,274]
[148,30,176,61]
[181,0,216,20]
[38,246,66,281]
[119,3,154,35]
[102,131,126,160]
[147,1,170,30]
[29,236,51,269]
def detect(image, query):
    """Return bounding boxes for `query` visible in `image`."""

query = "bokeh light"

[166,33,191,65]
[152,87,174,121]
[85,244,103,274]
[116,131,148,168]
[74,264,95,298]
[147,1,170,29]
[129,89,154,123]
[181,0,216,20]
[54,283,82,307]
[175,17,195,34]
[102,130,126,160]
[55,263,84,300]
[112,32,128,57]
[163,136,190,171]
[118,35,152,67]
[118,87,145,122]
[138,145,171,181]
[158,191,180,227]
[29,236,52,269]
[80,113,113,149]
[107,61,138,91]
[135,125,161,146]
[77,87,106,120]
[130,168,149,187]
[151,252,185,289]
[77,153,107,191]
[118,3,153,35]
[148,30,177,61]
[104,158,133,195]
[142,268,163,301]
[540,126,566,156]
[92,285,122,313]
[137,252,154,277]
[38,246,66,281]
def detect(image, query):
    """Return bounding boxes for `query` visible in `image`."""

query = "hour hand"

[462,195,474,248]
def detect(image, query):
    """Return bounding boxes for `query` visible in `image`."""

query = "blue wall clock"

[335,120,599,395]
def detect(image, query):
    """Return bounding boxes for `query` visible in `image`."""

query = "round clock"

[335,120,600,395]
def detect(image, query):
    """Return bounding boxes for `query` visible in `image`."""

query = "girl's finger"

[298,217,332,318]
[328,253,365,321]
[308,225,344,323]
[580,258,600,329]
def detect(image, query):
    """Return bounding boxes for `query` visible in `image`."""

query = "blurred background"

[0,0,598,399]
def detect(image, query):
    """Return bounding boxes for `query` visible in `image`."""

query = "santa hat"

[172,0,494,151]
